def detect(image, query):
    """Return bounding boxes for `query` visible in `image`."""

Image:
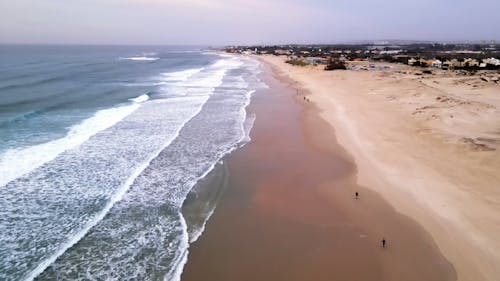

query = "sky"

[0,0,499,45]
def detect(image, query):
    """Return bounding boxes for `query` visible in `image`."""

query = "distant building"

[338,55,348,62]
[432,60,443,68]
[274,49,292,55]
[380,50,402,55]
[305,57,329,65]
[483,58,500,66]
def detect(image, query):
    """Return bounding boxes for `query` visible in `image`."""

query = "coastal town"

[225,41,500,73]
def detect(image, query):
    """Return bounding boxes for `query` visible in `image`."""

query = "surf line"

[0,104,140,188]
[172,87,259,281]
[22,99,209,281]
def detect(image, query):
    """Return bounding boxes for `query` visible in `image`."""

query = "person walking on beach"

[355,192,359,199]
[381,238,386,248]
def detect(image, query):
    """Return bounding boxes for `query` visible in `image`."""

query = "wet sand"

[181,63,456,281]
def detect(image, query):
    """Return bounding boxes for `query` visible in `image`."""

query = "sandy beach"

[256,55,500,281]
[181,61,457,281]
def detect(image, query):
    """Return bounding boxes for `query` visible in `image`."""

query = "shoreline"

[181,59,456,281]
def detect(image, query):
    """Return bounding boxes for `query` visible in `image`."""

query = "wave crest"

[119,57,159,61]
[0,105,140,187]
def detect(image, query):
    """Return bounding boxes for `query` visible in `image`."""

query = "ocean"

[0,45,264,280]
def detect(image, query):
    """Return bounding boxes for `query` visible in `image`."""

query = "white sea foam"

[242,112,256,143]
[4,54,262,281]
[123,68,204,88]
[211,58,244,69]
[160,68,204,82]
[238,90,257,145]
[21,100,202,281]
[113,56,252,281]
[119,57,159,61]
[129,94,150,103]
[157,59,243,99]
[175,86,259,280]
[164,214,189,281]
[122,82,167,87]
[186,159,229,244]
[0,104,140,187]
[173,59,243,93]
[17,58,235,279]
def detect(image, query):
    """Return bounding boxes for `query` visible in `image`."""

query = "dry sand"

[182,63,456,281]
[258,55,500,281]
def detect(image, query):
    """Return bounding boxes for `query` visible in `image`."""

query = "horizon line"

[1,39,499,47]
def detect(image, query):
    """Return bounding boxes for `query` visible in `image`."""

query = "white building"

[275,49,292,55]
[380,50,402,55]
[483,58,500,66]
[408,58,417,65]
[432,60,443,68]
